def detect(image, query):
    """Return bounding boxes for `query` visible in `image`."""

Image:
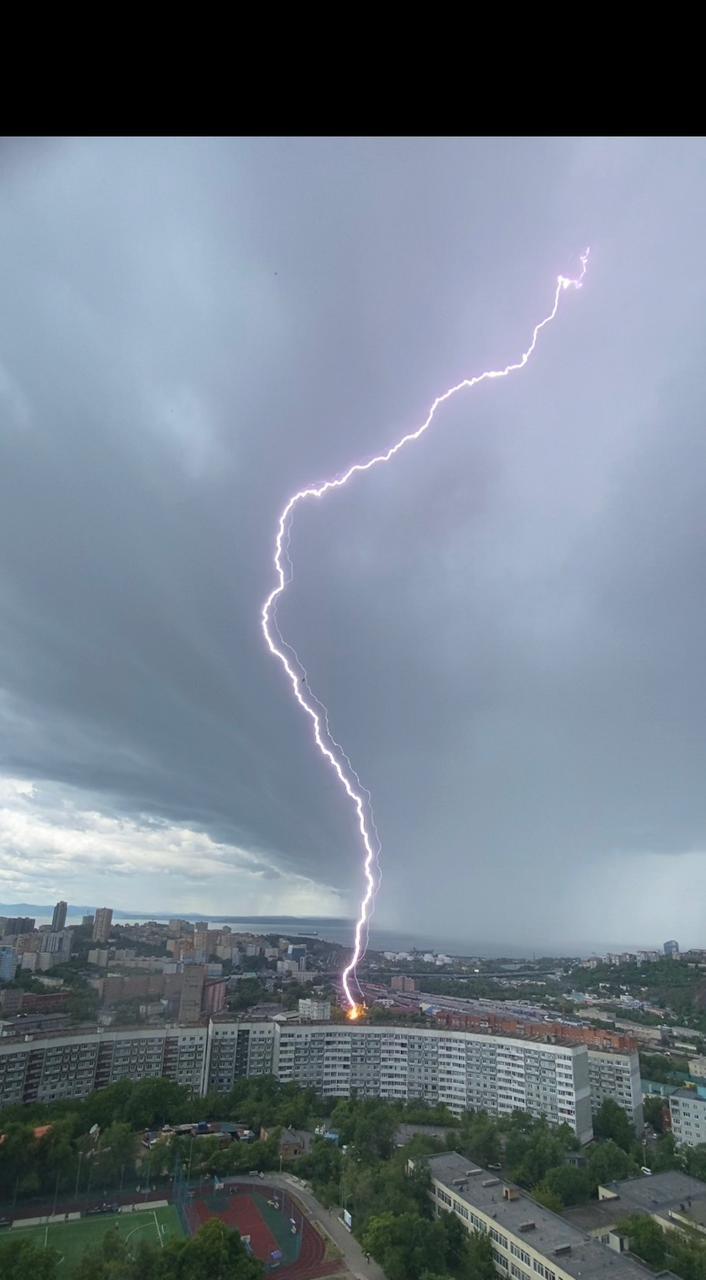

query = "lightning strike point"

[262,249,590,1015]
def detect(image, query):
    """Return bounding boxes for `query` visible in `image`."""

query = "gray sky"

[2,136,706,950]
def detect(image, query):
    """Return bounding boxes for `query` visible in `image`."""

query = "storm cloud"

[2,137,706,947]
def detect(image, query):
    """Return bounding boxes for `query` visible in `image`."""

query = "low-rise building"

[261,1126,313,1159]
[422,1153,671,1280]
[298,998,331,1021]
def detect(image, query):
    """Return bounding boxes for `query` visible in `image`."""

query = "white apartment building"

[423,1152,657,1280]
[0,1026,209,1105]
[298,998,332,1021]
[669,1089,706,1146]
[586,1048,643,1131]
[208,1022,593,1142]
[0,1019,636,1142]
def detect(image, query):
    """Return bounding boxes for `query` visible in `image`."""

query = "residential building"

[202,979,227,1016]
[0,918,35,937]
[664,940,680,958]
[0,1019,647,1130]
[669,1089,706,1146]
[0,946,17,983]
[207,1022,593,1140]
[40,929,73,958]
[391,976,418,993]
[298,998,332,1021]
[0,1026,208,1105]
[51,901,68,932]
[260,1126,313,1159]
[178,965,206,1023]
[586,1048,643,1131]
[422,1151,675,1280]
[92,909,113,943]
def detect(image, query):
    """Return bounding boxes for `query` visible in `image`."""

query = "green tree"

[465,1230,496,1280]
[540,1165,593,1206]
[0,1236,60,1279]
[588,1139,637,1186]
[644,1094,667,1133]
[532,1186,564,1213]
[685,1144,706,1181]
[651,1132,683,1172]
[617,1215,667,1268]
[170,1218,263,1279]
[593,1099,634,1151]
[363,1211,447,1280]
[92,1121,137,1186]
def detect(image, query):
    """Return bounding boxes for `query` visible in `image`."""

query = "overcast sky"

[2,137,706,951]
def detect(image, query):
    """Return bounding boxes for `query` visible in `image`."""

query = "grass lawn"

[9,1204,183,1269]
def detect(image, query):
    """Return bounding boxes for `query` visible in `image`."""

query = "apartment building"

[298,998,332,1021]
[92,909,113,944]
[669,1089,706,1147]
[587,1048,643,1131]
[0,1026,209,1105]
[208,1022,593,1142]
[0,1019,636,1138]
[423,1152,656,1280]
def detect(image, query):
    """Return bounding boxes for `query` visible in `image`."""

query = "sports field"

[9,1204,183,1270]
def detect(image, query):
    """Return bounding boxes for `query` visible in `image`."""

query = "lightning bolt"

[262,249,590,1016]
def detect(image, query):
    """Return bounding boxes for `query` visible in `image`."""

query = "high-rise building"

[664,939,680,957]
[40,929,73,959]
[202,978,227,1016]
[92,909,113,943]
[0,946,17,983]
[0,1018,648,1124]
[0,918,35,936]
[193,925,209,961]
[51,901,68,932]
[670,1089,706,1145]
[586,1047,643,1130]
[82,915,94,929]
[207,1022,594,1140]
[178,965,206,1023]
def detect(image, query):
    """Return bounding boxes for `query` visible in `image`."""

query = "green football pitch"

[9,1204,183,1269]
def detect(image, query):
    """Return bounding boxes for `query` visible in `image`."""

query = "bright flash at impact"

[346,1004,365,1022]
[262,250,589,1016]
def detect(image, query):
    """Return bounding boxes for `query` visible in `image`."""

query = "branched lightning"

[262,250,589,1016]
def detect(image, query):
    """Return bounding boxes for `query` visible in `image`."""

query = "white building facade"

[587,1048,643,1131]
[0,1019,641,1143]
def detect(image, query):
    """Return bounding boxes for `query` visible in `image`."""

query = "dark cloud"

[1,138,706,943]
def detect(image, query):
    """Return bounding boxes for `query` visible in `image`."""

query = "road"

[235,1173,387,1280]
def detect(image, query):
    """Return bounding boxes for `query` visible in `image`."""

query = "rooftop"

[599,1171,706,1213]
[425,1153,661,1280]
